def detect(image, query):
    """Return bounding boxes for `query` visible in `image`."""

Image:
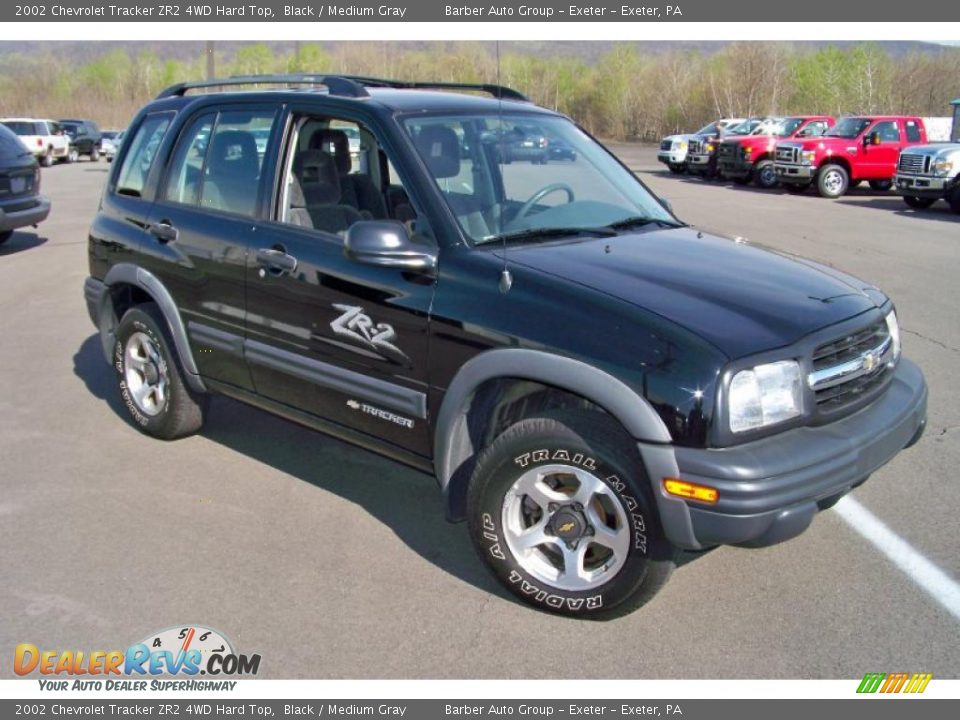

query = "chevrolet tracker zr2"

[83,75,928,618]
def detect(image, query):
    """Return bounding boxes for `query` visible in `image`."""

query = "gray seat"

[310,128,388,220]
[292,149,362,235]
[201,130,260,216]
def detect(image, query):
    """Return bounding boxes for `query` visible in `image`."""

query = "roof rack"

[156,75,370,99]
[342,76,529,102]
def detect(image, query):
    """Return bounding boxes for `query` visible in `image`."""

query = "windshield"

[727,119,765,136]
[766,118,805,137]
[62,123,80,136]
[825,118,872,139]
[696,122,719,135]
[404,114,677,245]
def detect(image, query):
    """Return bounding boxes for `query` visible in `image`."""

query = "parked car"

[84,74,926,619]
[59,119,103,162]
[0,118,71,166]
[774,115,928,198]
[657,119,745,174]
[0,123,50,245]
[717,116,835,189]
[895,100,960,212]
[547,134,577,161]
[688,117,779,179]
[500,122,551,164]
[101,130,124,162]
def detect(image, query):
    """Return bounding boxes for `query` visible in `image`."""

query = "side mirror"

[344,220,437,273]
[864,131,880,147]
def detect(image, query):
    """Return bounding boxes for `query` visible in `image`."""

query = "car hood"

[506,227,883,359]
[900,143,959,158]
[662,134,696,143]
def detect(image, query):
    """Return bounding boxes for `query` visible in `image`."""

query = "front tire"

[903,195,936,210]
[90,146,100,162]
[113,303,207,440]
[66,148,79,164]
[948,187,960,214]
[0,230,13,245]
[467,411,675,619]
[817,164,849,198]
[754,159,778,189]
[668,163,684,175]
[40,152,53,168]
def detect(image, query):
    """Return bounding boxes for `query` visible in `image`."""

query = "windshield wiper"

[479,226,618,245]
[605,216,685,231]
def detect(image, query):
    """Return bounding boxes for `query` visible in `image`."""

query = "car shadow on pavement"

[836,197,960,222]
[0,231,47,255]
[71,334,506,602]
[73,333,714,608]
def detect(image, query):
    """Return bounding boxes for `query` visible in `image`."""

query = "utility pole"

[206,41,215,80]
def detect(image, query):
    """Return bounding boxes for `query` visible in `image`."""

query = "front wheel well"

[442,378,616,521]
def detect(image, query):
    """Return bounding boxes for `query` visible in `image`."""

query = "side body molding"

[433,348,672,517]
[98,263,206,393]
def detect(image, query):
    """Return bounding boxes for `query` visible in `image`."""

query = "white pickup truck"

[0,118,72,167]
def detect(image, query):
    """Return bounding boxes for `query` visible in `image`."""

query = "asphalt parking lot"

[1,146,957,679]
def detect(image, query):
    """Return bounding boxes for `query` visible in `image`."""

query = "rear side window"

[115,113,173,197]
[163,109,277,218]
[905,120,921,143]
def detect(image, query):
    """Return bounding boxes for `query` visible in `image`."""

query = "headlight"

[801,150,816,165]
[729,360,802,433]
[678,142,687,150]
[706,143,716,152]
[885,310,901,364]
[933,158,954,176]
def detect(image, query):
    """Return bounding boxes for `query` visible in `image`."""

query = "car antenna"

[496,40,513,294]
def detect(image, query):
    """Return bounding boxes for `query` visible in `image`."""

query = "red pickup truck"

[717,116,835,189]
[774,116,927,198]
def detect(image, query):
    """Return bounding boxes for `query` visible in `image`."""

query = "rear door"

[140,103,282,392]
[242,104,436,456]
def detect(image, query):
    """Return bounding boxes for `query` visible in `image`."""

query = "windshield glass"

[404,114,676,245]
[766,118,804,137]
[696,122,719,135]
[825,118,872,139]
[727,119,765,136]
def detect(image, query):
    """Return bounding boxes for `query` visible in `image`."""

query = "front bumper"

[658,152,687,164]
[775,163,816,182]
[642,357,927,550]
[895,174,954,198]
[0,197,51,232]
[687,153,712,166]
[718,157,752,178]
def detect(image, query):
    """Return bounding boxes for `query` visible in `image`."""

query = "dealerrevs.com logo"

[14,625,261,691]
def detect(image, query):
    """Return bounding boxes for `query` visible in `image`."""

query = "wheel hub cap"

[501,463,631,592]
[123,331,168,417]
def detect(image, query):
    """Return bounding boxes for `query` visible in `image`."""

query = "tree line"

[0,42,957,140]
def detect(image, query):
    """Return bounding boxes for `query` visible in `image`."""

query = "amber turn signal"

[663,478,719,504]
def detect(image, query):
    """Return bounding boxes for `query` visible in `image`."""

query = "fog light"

[664,479,719,504]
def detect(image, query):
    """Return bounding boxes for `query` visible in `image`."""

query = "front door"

[860,120,902,180]
[243,108,436,456]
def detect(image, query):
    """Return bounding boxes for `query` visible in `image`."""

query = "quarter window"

[905,121,921,143]
[115,112,173,198]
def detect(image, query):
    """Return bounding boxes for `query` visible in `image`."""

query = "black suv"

[84,75,927,618]
[0,123,50,245]
[60,119,103,162]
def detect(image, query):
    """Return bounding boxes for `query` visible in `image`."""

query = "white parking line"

[834,496,960,622]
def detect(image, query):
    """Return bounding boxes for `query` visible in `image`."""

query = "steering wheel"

[510,183,576,227]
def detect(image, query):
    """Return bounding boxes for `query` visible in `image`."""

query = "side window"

[198,109,276,217]
[280,115,410,236]
[115,113,173,198]
[164,113,216,206]
[905,120,921,143]
[874,121,900,143]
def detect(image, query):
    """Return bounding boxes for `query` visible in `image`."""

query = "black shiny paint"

[88,87,894,463]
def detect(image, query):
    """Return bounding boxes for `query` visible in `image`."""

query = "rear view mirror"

[345,220,437,273]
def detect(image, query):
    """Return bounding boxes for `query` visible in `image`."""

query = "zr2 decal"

[330,304,410,365]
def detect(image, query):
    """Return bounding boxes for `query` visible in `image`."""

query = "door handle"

[256,247,298,275]
[149,221,178,244]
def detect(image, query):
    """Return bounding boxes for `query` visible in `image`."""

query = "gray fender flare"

[99,263,206,393]
[433,348,672,518]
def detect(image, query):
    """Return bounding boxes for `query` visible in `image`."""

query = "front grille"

[660,139,673,151]
[776,145,799,164]
[718,142,738,159]
[898,153,929,175]
[688,139,702,154]
[810,320,893,413]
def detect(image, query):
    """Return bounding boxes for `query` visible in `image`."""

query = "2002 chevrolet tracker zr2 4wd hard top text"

[84,75,927,618]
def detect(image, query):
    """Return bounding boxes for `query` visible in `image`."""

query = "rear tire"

[817,164,849,198]
[903,195,936,210]
[113,302,207,440]
[467,410,675,619]
[41,152,53,168]
[66,148,79,164]
[90,147,100,162]
[0,230,13,245]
